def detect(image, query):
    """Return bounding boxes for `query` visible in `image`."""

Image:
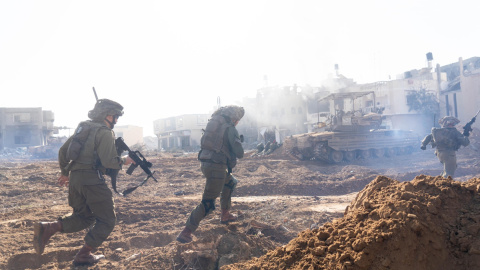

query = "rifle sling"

[108,172,154,196]
[121,175,152,196]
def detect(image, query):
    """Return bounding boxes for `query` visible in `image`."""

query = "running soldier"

[33,99,134,266]
[421,116,470,178]
[176,105,245,243]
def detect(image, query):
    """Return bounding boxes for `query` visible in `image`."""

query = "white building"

[439,57,480,125]
[333,60,446,136]
[0,107,55,149]
[153,114,209,151]
[114,125,143,147]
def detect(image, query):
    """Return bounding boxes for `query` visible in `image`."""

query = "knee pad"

[201,199,216,216]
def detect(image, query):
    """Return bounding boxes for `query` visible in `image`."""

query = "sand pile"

[224,175,480,270]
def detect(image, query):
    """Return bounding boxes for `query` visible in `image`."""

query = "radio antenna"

[92,87,99,101]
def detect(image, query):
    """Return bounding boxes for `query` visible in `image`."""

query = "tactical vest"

[431,127,459,151]
[198,115,232,164]
[67,121,106,166]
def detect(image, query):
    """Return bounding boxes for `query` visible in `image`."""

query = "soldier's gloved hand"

[239,134,244,143]
[420,145,426,150]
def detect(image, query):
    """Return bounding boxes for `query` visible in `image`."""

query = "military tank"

[283,92,421,163]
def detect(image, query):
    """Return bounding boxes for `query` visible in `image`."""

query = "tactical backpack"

[66,121,104,163]
[431,128,460,150]
[198,115,232,163]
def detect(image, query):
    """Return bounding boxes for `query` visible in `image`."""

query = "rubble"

[224,175,480,270]
[1,146,479,269]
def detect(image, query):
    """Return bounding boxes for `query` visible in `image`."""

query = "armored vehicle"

[283,92,420,163]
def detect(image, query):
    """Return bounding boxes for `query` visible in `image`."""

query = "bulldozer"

[283,91,420,163]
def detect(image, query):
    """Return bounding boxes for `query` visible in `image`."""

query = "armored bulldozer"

[283,92,420,163]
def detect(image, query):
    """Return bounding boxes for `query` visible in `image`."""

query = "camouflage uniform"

[181,106,245,237]
[58,120,123,247]
[34,99,125,265]
[421,116,470,178]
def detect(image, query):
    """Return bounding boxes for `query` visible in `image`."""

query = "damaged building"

[153,114,209,151]
[252,85,309,144]
[342,69,442,136]
[311,56,444,137]
[0,107,55,150]
[150,55,478,153]
[438,57,480,123]
[329,55,480,136]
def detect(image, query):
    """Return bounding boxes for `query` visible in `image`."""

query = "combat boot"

[73,243,105,266]
[33,221,63,255]
[176,227,193,243]
[221,209,237,224]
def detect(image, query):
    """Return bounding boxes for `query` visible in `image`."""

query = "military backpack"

[198,115,232,164]
[431,128,460,150]
[66,121,105,164]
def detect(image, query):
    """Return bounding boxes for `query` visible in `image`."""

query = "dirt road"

[1,143,479,269]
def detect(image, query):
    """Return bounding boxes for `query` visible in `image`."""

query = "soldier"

[265,140,279,155]
[256,142,265,153]
[176,105,245,243]
[421,116,470,178]
[33,99,134,266]
[264,141,272,153]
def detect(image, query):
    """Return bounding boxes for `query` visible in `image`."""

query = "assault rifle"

[110,137,157,196]
[463,109,480,137]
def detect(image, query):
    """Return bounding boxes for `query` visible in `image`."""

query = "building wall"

[458,72,480,123]
[356,75,439,116]
[438,57,480,126]
[113,125,143,146]
[0,107,54,149]
[254,86,308,140]
[153,114,209,151]
[346,72,442,136]
[441,91,461,121]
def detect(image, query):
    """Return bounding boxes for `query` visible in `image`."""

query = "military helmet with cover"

[212,105,245,123]
[88,99,124,121]
[438,116,460,128]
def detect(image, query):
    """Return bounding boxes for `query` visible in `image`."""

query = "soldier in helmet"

[33,99,134,266]
[421,116,470,178]
[176,105,245,243]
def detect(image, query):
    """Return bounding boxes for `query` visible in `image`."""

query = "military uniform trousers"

[60,170,116,248]
[436,150,457,178]
[185,162,235,232]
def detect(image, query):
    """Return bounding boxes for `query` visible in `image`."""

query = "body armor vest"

[67,121,106,166]
[431,127,459,151]
[198,115,232,164]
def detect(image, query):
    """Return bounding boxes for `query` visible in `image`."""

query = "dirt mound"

[3,148,480,269]
[224,175,480,270]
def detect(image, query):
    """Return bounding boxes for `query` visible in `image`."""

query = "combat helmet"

[212,105,245,123]
[438,116,460,128]
[88,99,124,121]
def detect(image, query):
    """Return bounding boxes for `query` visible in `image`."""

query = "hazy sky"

[1,0,478,136]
